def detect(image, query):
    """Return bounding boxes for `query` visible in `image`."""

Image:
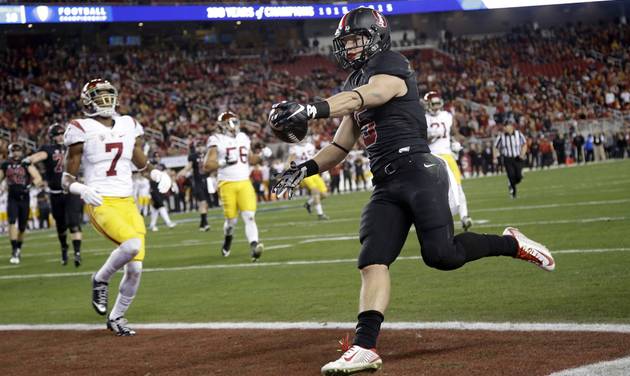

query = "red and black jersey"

[342,50,429,172]
[187,151,208,182]
[1,159,32,198]
[38,143,66,191]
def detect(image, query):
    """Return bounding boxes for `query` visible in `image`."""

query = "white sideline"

[1,248,629,281]
[549,356,630,376]
[1,321,630,333]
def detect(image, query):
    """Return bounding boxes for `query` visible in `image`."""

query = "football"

[268,106,308,144]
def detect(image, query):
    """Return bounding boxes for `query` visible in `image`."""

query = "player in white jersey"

[424,91,472,231]
[136,175,151,216]
[29,185,40,229]
[0,182,7,234]
[203,111,271,262]
[63,79,172,336]
[288,136,329,220]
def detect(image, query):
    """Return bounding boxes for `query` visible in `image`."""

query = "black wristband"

[331,141,350,154]
[352,90,365,108]
[307,101,330,119]
[299,159,320,177]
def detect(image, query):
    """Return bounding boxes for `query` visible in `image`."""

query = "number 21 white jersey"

[64,115,143,197]
[425,110,453,155]
[207,132,251,182]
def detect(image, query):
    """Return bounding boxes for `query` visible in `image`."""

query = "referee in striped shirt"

[494,123,527,198]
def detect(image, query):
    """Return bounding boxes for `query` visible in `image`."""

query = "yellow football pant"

[301,174,328,193]
[86,196,146,262]
[218,180,257,219]
[438,154,462,185]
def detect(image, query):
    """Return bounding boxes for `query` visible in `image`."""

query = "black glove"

[21,158,32,167]
[268,101,309,129]
[272,161,307,199]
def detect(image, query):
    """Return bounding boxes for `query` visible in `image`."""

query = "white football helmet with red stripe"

[81,78,118,118]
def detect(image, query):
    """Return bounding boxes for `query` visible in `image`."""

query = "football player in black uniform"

[0,143,43,264]
[270,8,556,375]
[178,141,211,231]
[24,124,84,266]
[148,153,176,231]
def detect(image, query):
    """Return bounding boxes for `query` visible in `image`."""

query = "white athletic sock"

[94,239,141,283]
[109,261,142,320]
[241,211,258,244]
[158,207,172,225]
[223,218,237,236]
[315,203,324,216]
[458,185,469,219]
[149,208,159,228]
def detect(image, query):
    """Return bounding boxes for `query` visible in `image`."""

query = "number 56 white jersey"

[207,132,251,182]
[64,115,143,197]
[425,110,453,155]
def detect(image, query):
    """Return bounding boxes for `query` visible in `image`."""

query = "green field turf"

[1,160,629,325]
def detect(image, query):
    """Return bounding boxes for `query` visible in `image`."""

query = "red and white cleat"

[504,227,555,271]
[321,345,382,375]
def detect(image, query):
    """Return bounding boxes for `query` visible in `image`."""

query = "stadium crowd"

[1,20,629,183]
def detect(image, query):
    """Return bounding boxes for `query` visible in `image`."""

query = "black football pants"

[358,153,516,270]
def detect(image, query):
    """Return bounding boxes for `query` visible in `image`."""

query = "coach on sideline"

[494,123,527,199]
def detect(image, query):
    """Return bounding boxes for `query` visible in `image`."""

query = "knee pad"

[240,211,255,223]
[125,261,143,280]
[119,238,141,257]
[223,218,237,236]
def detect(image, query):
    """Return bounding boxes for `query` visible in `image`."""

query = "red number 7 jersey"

[64,115,144,197]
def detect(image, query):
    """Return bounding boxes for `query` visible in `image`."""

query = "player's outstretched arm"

[177,162,193,178]
[23,151,48,165]
[326,74,407,118]
[273,116,358,198]
[313,116,359,172]
[268,75,406,133]
[27,165,43,187]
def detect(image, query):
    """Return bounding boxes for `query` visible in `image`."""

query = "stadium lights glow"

[0,1,618,25]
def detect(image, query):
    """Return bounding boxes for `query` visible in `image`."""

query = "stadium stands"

[1,20,628,161]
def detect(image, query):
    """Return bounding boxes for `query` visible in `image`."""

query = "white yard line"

[1,248,629,281]
[549,356,630,376]
[0,321,629,333]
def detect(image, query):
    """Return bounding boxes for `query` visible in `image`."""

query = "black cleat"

[250,241,264,262]
[304,201,312,214]
[74,252,81,267]
[91,274,108,316]
[107,316,136,336]
[61,247,68,266]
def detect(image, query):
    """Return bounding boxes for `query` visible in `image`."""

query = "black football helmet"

[333,7,391,70]
[48,123,65,142]
[8,143,24,160]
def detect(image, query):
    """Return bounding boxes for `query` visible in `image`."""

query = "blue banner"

[0,1,614,25]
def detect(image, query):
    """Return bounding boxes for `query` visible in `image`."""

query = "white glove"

[69,182,103,207]
[262,146,273,158]
[150,169,172,194]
